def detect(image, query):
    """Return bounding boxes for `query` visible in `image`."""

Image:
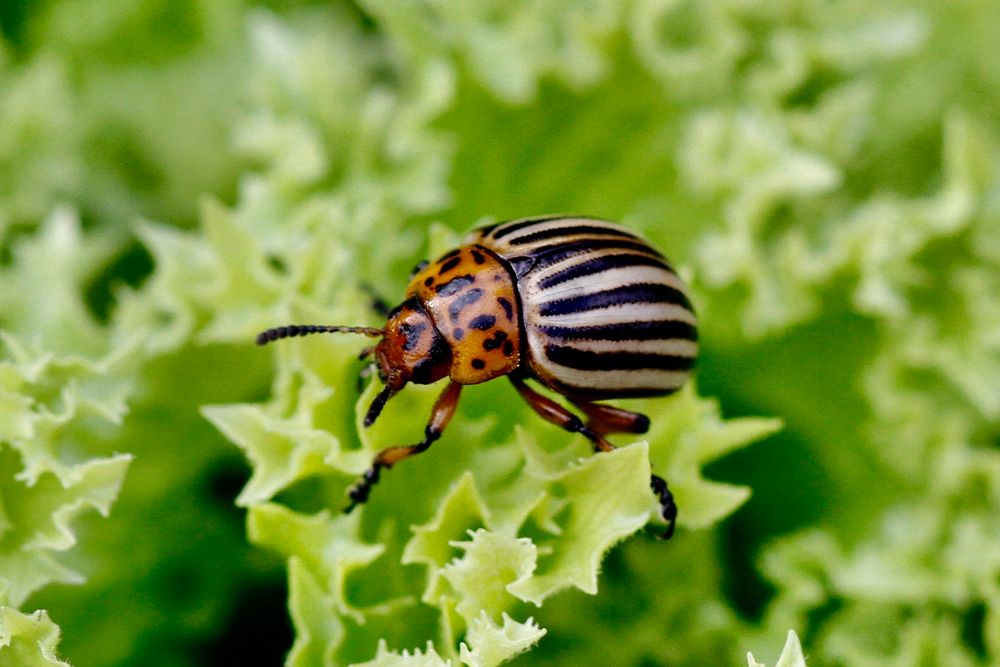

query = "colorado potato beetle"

[257,216,697,538]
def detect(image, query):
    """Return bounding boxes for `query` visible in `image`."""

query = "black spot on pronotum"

[424,276,434,287]
[497,297,514,320]
[437,256,462,275]
[448,288,484,321]
[482,330,508,351]
[471,249,486,264]
[502,340,514,356]
[471,358,486,370]
[469,314,496,331]
[436,274,474,297]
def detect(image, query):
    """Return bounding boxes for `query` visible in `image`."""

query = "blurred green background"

[1,1,999,665]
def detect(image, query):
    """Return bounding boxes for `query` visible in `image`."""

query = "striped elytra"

[255,215,696,538]
[466,216,697,399]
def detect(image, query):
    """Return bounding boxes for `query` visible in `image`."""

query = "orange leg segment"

[509,375,614,452]
[569,398,651,436]
[344,381,463,512]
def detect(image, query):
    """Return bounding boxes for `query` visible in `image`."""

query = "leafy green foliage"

[2,0,999,665]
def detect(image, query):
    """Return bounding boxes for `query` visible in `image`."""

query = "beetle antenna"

[256,325,384,346]
[364,385,394,427]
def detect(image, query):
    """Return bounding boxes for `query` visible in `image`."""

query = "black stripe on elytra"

[539,319,697,342]
[435,274,474,296]
[544,344,696,372]
[538,252,672,289]
[538,283,692,317]
[507,224,637,246]
[526,238,663,275]
[448,288,484,321]
[469,314,496,330]
[489,215,569,241]
[546,378,679,400]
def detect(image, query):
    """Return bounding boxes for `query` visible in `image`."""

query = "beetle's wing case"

[467,216,698,399]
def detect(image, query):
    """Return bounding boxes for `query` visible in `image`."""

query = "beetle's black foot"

[650,474,677,540]
[343,464,384,513]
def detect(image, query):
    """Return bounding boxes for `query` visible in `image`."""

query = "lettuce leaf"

[4,0,1000,664]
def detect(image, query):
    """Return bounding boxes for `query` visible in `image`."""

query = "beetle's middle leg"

[344,381,462,512]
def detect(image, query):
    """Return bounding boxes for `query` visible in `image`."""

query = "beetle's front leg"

[344,381,462,512]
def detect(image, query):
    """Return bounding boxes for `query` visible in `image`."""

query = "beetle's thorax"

[405,244,522,385]
[375,298,451,388]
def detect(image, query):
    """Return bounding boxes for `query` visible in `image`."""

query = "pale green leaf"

[247,503,385,623]
[458,613,545,667]
[507,442,653,605]
[747,630,807,667]
[353,640,452,667]
[285,557,345,667]
[0,608,70,667]
[440,530,536,625]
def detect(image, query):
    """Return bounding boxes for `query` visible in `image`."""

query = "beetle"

[257,215,697,538]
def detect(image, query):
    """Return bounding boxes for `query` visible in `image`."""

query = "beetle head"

[254,299,451,428]
[374,298,450,389]
[362,298,450,427]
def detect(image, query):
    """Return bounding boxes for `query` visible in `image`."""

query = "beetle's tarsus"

[345,381,461,509]
[650,474,677,540]
[344,464,385,513]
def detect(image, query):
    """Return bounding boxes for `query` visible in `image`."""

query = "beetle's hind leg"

[568,399,651,436]
[509,375,614,453]
[569,398,676,538]
[649,474,677,540]
[510,377,677,540]
[344,381,462,512]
